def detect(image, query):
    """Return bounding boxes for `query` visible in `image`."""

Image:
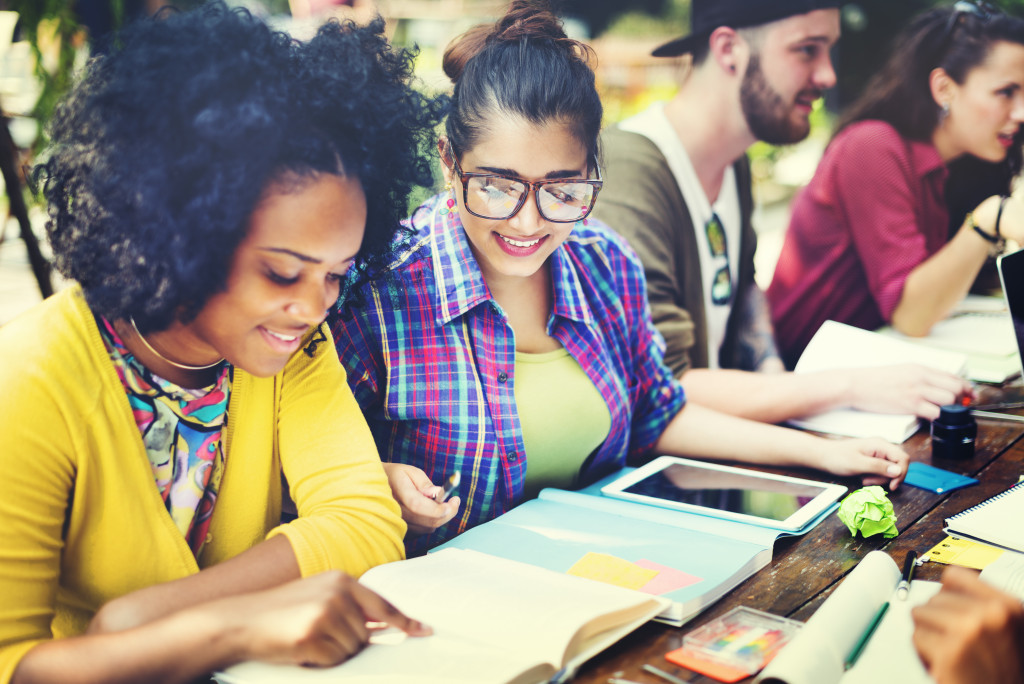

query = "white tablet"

[600,456,847,531]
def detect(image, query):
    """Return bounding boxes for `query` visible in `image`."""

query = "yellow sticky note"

[924,535,1005,570]
[566,552,659,590]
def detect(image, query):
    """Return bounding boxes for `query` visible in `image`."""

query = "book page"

[789,410,919,443]
[217,629,535,684]
[840,581,940,684]
[797,321,968,373]
[756,551,901,684]
[361,549,663,667]
[218,549,664,684]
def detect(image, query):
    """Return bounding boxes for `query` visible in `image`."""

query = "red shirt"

[767,120,949,366]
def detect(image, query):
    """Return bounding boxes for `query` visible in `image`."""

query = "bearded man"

[594,0,970,425]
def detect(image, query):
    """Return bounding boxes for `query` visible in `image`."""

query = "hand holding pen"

[380,463,461,534]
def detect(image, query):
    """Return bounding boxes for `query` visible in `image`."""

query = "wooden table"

[574,383,1024,684]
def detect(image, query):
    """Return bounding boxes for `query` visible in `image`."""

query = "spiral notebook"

[944,481,1024,553]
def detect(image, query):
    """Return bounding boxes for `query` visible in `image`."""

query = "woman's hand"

[974,193,1024,245]
[816,436,908,490]
[844,364,973,420]
[382,462,460,535]
[912,566,1024,684]
[226,570,432,667]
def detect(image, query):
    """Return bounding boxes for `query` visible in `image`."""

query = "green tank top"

[514,347,611,500]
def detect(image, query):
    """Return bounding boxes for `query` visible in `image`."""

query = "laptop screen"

[997,248,1024,380]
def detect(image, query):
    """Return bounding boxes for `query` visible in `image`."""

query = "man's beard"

[739,55,817,145]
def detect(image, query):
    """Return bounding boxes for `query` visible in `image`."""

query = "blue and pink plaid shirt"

[332,193,686,554]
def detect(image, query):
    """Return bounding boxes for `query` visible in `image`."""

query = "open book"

[754,550,1024,684]
[215,548,668,684]
[790,321,968,442]
[438,477,834,627]
[944,481,1024,553]
[877,295,1018,384]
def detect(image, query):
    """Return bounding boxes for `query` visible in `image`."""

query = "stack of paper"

[790,321,968,443]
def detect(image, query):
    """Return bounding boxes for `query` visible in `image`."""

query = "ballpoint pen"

[896,550,918,601]
[440,471,461,501]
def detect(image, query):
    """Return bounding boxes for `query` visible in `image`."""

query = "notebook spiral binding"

[947,480,1024,521]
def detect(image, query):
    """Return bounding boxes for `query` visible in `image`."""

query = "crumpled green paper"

[837,486,898,538]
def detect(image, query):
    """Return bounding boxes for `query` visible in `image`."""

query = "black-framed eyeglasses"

[449,154,603,223]
[705,213,732,305]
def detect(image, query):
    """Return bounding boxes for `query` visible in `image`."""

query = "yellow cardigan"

[0,287,405,682]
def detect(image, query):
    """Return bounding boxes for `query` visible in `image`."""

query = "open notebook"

[755,550,1024,684]
[944,481,1024,553]
[789,321,967,442]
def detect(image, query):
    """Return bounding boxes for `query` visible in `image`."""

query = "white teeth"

[500,235,541,248]
[265,329,298,342]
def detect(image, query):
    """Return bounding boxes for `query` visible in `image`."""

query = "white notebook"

[944,481,1024,553]
[790,321,967,443]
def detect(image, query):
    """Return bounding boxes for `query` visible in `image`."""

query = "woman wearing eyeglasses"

[331,0,909,555]
[768,2,1024,366]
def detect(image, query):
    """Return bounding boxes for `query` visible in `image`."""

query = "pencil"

[971,409,1024,423]
[844,601,889,670]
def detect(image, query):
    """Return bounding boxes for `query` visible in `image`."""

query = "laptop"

[996,248,1024,380]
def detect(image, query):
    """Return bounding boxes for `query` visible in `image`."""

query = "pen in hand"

[434,471,460,502]
[896,550,918,601]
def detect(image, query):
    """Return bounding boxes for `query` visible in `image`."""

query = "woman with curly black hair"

[0,4,441,682]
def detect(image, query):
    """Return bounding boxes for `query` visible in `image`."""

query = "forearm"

[891,218,993,337]
[14,605,242,684]
[652,401,823,468]
[91,534,300,633]
[681,368,856,424]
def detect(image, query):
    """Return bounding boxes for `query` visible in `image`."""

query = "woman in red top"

[768,3,1024,366]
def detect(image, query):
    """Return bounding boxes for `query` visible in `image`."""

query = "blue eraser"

[904,462,978,494]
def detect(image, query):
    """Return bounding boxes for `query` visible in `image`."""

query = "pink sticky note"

[635,559,702,595]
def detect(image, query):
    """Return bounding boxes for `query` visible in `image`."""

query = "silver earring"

[940,101,950,121]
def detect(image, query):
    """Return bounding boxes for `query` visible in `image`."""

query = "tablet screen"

[621,462,829,522]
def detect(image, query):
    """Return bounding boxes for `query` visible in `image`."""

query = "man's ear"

[708,26,745,75]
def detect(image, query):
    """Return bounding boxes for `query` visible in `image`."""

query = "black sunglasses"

[942,1,1002,43]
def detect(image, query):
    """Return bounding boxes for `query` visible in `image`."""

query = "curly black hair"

[40,2,442,332]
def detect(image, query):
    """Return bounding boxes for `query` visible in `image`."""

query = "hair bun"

[442,0,591,82]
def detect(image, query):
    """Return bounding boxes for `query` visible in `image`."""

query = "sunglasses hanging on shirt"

[705,212,733,305]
